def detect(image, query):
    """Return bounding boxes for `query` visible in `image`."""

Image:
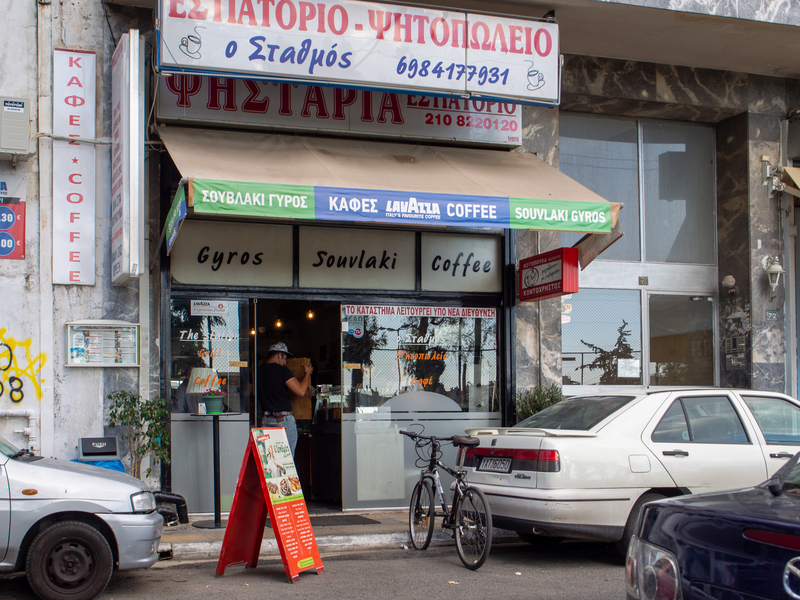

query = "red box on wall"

[519,247,579,302]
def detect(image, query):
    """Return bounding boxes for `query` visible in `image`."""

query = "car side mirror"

[768,478,784,497]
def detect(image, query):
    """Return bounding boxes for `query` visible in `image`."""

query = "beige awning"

[782,166,800,199]
[157,126,621,259]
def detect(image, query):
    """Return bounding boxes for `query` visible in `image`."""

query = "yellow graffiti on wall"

[0,328,47,403]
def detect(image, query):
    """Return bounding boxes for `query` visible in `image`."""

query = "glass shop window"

[169,299,252,415]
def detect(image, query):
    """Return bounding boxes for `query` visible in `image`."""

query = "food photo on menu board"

[255,433,303,502]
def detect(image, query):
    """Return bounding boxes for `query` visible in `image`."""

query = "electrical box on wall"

[0,97,32,161]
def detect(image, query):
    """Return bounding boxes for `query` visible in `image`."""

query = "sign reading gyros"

[157,0,560,105]
[519,247,578,303]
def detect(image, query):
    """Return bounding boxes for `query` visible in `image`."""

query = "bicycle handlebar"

[399,430,454,441]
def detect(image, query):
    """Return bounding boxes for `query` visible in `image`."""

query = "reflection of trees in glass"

[401,317,448,392]
[343,316,388,389]
[170,302,227,377]
[343,317,387,365]
[394,316,497,397]
[652,362,689,386]
[580,320,637,385]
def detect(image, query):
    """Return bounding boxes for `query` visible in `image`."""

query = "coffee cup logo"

[179,27,205,59]
[526,61,546,91]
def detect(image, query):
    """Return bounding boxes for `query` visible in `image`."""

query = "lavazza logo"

[385,197,441,220]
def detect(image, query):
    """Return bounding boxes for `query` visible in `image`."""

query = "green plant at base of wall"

[108,390,170,480]
[516,384,563,422]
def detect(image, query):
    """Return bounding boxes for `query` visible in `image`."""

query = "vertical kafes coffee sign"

[111,31,146,285]
[157,0,560,106]
[53,49,96,285]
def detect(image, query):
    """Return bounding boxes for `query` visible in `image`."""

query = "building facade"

[2,0,799,510]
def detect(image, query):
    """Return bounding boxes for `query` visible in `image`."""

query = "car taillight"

[537,449,560,472]
[744,528,800,550]
[458,447,477,468]
[628,538,682,600]
[642,556,678,600]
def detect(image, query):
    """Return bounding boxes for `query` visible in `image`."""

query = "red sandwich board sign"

[519,247,579,302]
[216,428,323,583]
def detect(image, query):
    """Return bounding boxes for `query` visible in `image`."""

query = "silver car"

[0,434,163,600]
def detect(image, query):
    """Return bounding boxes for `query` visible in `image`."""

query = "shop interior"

[250,298,344,505]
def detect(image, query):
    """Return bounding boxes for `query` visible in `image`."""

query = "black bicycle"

[400,428,493,569]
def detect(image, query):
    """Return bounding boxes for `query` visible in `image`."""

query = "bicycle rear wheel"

[454,486,492,569]
[408,479,435,550]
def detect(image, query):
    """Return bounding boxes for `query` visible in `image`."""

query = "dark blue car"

[625,451,800,600]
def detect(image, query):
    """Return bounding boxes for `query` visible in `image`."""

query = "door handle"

[770,452,795,459]
[662,450,689,457]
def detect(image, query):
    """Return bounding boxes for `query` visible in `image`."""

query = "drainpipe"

[0,410,39,454]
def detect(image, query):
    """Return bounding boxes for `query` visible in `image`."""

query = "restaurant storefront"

[152,1,620,511]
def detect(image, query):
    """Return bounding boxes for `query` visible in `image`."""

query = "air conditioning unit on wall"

[0,97,33,162]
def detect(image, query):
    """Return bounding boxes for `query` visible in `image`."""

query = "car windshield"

[0,434,20,457]
[514,395,636,430]
[778,454,800,495]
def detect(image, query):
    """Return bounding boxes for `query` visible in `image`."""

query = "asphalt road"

[1,541,627,600]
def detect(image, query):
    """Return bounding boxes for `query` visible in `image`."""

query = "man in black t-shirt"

[256,342,313,457]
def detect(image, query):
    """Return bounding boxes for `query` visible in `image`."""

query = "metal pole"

[212,414,222,528]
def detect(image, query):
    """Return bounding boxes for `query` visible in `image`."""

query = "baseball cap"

[269,342,294,357]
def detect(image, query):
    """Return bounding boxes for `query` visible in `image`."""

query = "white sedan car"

[463,388,800,555]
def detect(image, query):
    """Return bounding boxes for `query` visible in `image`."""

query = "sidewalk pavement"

[158,506,517,562]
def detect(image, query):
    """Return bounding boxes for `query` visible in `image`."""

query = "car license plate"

[478,457,512,473]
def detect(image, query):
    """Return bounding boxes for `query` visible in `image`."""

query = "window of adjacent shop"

[559,114,718,391]
[166,223,504,510]
[562,290,715,389]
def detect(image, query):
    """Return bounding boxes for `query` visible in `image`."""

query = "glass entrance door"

[648,294,714,386]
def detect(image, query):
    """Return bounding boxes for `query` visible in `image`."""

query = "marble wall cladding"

[717,114,752,389]
[749,126,785,391]
[559,95,741,123]
[514,108,561,393]
[604,0,800,26]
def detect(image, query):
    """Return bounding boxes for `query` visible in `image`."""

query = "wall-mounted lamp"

[765,256,786,301]
[275,318,283,329]
[721,275,738,297]
[306,309,315,320]
[250,328,255,336]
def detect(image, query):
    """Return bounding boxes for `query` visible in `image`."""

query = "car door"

[737,392,800,477]
[642,392,767,494]
[0,456,9,561]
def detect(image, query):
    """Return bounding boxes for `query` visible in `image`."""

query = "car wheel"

[26,520,114,600]
[615,493,666,557]
[517,532,564,547]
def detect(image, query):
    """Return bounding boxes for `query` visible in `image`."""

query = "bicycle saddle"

[453,435,480,448]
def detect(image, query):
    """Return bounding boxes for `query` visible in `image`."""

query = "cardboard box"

[286,357,312,420]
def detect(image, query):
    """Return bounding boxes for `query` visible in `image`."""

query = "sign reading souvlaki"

[157,0,560,105]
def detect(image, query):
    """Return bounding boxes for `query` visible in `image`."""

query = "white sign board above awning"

[156,0,560,106]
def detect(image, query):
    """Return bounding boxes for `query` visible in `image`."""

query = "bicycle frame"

[415,438,468,529]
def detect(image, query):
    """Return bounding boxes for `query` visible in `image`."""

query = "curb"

[158,529,518,561]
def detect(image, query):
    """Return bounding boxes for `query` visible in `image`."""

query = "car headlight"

[131,491,156,513]
[625,536,682,600]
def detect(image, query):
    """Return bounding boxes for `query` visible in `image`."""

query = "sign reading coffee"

[157,0,560,105]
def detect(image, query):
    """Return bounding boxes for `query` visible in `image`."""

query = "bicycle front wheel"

[408,479,435,550]
[454,485,492,569]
